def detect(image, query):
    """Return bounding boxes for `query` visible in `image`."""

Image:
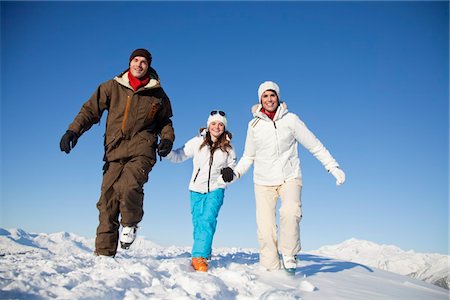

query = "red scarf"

[128,71,150,91]
[261,108,276,120]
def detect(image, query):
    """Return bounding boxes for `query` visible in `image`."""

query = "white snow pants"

[254,178,302,270]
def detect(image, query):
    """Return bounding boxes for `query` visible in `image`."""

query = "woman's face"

[261,90,279,112]
[208,121,225,140]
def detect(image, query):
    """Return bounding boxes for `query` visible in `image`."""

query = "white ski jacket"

[166,131,236,194]
[234,102,339,186]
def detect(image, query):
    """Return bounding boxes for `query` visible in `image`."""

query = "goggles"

[210,110,226,117]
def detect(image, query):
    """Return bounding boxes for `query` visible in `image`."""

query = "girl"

[166,110,236,272]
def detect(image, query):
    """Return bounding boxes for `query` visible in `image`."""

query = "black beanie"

[129,48,152,65]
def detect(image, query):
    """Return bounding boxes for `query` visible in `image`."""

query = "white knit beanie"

[258,81,280,102]
[207,111,228,128]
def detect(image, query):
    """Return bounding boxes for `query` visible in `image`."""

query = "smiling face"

[261,90,279,112]
[129,56,149,79]
[208,121,225,141]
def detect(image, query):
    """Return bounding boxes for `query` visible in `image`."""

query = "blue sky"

[1,1,448,255]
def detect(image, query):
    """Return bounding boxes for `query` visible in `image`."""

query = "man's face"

[129,56,149,79]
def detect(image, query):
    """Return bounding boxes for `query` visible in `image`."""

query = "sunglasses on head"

[210,110,226,117]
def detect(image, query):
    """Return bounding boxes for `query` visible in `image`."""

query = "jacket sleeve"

[291,114,339,172]
[227,146,237,168]
[67,81,111,136]
[154,88,175,143]
[165,136,196,163]
[234,123,256,178]
[217,144,238,186]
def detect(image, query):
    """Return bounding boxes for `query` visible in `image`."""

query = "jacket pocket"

[135,157,155,186]
[145,98,162,122]
[135,131,157,160]
[193,168,201,183]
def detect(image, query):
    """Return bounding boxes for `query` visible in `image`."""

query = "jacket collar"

[114,69,161,91]
[252,102,288,121]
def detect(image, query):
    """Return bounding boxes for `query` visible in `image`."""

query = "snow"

[1,228,449,299]
[311,238,450,290]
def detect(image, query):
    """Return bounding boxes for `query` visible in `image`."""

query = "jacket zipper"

[273,120,281,162]
[121,95,132,135]
[207,150,214,193]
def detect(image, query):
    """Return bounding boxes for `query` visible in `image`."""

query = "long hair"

[198,127,233,154]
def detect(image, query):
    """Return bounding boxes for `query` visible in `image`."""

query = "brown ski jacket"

[67,68,175,163]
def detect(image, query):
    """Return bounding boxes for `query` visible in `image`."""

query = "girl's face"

[261,90,279,112]
[129,56,149,79]
[208,121,225,141]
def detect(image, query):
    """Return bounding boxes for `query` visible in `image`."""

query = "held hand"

[331,167,346,186]
[60,130,79,154]
[157,139,173,157]
[221,167,234,183]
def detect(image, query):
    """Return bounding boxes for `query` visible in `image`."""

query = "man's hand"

[60,130,79,154]
[157,139,173,157]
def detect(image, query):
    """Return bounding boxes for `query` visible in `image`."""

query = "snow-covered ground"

[1,228,448,299]
[311,238,450,290]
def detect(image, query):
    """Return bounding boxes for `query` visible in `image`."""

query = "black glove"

[157,139,173,157]
[60,130,79,154]
[221,167,234,182]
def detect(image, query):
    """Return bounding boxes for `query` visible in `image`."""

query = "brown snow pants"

[95,156,155,256]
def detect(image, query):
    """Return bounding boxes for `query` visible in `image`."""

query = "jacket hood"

[252,102,289,121]
[114,66,161,90]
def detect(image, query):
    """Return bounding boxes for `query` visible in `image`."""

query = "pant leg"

[278,178,302,257]
[119,156,155,227]
[95,162,123,256]
[190,189,224,258]
[190,192,206,257]
[254,183,280,270]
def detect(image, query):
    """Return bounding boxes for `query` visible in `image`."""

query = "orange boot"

[191,257,208,272]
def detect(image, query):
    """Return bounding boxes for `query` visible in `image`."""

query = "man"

[231,81,345,274]
[60,48,175,257]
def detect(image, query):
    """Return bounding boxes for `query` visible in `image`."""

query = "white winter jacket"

[166,131,236,194]
[234,102,339,186]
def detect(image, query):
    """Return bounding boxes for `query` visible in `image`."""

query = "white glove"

[331,168,346,186]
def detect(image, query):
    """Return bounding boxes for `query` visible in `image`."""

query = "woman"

[166,110,236,272]
[232,81,346,274]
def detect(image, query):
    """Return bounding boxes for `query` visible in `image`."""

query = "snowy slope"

[1,228,449,300]
[311,238,450,290]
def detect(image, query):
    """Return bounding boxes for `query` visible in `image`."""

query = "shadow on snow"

[299,254,373,276]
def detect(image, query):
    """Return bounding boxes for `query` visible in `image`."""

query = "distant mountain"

[311,238,449,290]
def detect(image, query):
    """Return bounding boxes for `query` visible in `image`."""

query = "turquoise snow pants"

[190,188,224,258]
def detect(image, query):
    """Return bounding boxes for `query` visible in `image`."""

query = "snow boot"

[120,226,137,249]
[191,257,208,272]
[282,254,297,275]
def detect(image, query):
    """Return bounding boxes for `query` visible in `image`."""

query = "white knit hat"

[207,110,227,128]
[258,81,280,101]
